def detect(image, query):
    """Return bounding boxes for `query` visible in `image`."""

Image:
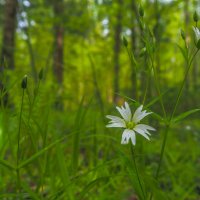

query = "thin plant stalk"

[124,46,139,101]
[149,48,199,200]
[156,49,199,178]
[130,144,146,200]
[170,49,199,119]
[142,69,151,105]
[149,54,167,119]
[16,88,25,198]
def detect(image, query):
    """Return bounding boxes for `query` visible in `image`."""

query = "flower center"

[126,121,136,129]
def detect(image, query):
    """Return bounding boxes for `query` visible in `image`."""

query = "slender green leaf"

[176,43,188,61]
[72,96,92,174]
[0,159,15,170]
[18,136,65,169]
[172,109,200,123]
[79,177,110,199]
[22,182,41,200]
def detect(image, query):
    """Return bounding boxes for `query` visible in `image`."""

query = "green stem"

[149,55,167,119]
[28,79,40,121]
[125,46,139,101]
[154,125,170,179]
[142,71,151,105]
[16,88,25,198]
[158,49,198,175]
[130,144,146,200]
[149,49,199,200]
[170,49,199,119]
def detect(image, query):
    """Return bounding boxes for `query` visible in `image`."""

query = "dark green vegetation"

[0,0,200,199]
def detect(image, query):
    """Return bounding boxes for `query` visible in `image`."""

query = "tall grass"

[0,9,200,200]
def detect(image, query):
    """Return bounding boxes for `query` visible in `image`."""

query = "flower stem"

[142,72,151,105]
[125,46,139,101]
[149,55,167,118]
[16,88,25,198]
[130,144,146,200]
[149,49,199,200]
[170,49,199,119]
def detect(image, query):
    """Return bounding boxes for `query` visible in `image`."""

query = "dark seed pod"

[139,5,144,17]
[39,68,43,80]
[197,39,200,49]
[21,75,27,89]
[122,36,128,47]
[181,29,186,40]
[193,11,198,23]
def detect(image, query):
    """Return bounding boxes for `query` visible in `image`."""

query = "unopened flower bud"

[21,75,27,89]
[139,47,147,57]
[139,5,144,17]
[38,68,43,80]
[197,39,200,49]
[193,26,200,49]
[122,36,128,47]
[193,11,198,23]
[181,29,186,40]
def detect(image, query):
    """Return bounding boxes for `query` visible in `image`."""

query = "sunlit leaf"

[172,109,200,123]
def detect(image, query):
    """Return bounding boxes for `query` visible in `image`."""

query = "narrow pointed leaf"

[79,177,110,199]
[18,137,65,169]
[0,159,15,170]
[172,109,200,123]
[176,43,188,61]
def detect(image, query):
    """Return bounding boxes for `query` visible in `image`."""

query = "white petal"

[132,105,151,123]
[124,102,132,121]
[134,127,150,140]
[132,105,143,123]
[116,106,129,121]
[121,129,135,145]
[137,111,152,122]
[106,115,122,121]
[106,115,125,124]
[136,124,156,131]
[135,124,155,136]
[130,130,136,145]
[193,27,200,40]
[106,122,125,128]
[143,130,151,135]
[121,129,128,144]
[121,129,130,144]
[116,102,132,121]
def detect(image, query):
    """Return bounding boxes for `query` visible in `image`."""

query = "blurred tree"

[184,0,190,92]
[0,58,8,107]
[130,0,140,101]
[192,0,199,91]
[113,0,123,103]
[0,0,18,107]
[153,0,162,77]
[0,0,18,69]
[53,0,64,84]
[18,0,38,82]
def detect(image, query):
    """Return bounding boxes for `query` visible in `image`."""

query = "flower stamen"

[126,121,136,129]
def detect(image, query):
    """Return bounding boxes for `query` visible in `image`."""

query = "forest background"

[0,0,200,199]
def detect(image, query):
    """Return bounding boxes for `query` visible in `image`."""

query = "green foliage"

[0,0,200,199]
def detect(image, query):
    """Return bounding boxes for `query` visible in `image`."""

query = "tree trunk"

[130,0,140,101]
[184,0,190,92]
[192,0,198,91]
[154,0,161,78]
[53,0,64,85]
[0,0,17,107]
[113,0,122,103]
[0,0,18,69]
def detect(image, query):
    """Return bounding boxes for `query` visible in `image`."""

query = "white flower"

[106,102,155,145]
[193,27,200,42]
